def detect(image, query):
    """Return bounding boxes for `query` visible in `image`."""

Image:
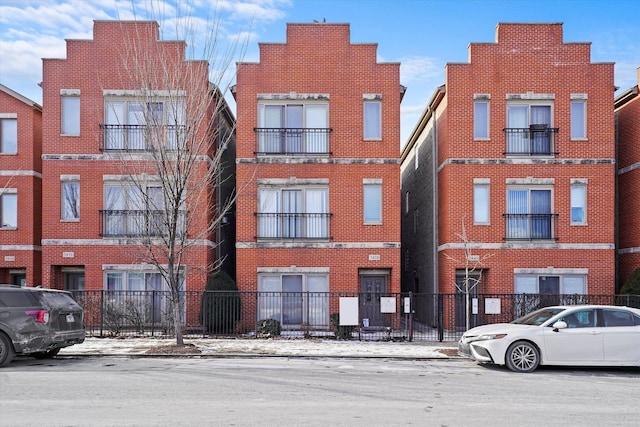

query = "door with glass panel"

[507,105,551,154]
[507,189,552,240]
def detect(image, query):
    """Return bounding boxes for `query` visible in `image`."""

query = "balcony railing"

[256,212,331,239]
[100,124,186,152]
[503,213,559,241]
[254,128,332,155]
[100,210,185,237]
[503,125,559,156]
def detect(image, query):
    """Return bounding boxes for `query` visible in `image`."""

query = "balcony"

[256,213,331,240]
[503,125,559,156]
[503,213,558,241]
[100,210,185,237]
[254,128,332,155]
[100,124,186,152]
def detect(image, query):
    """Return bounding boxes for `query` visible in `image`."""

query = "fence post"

[408,292,413,342]
[100,290,104,337]
[437,293,444,342]
[151,290,156,337]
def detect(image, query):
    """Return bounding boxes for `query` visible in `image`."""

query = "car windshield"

[511,307,566,326]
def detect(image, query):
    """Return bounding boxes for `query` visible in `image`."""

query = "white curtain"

[364,101,381,139]
[305,189,328,238]
[305,105,328,153]
[258,189,280,238]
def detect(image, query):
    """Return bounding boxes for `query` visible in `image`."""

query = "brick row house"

[37,19,235,317]
[400,23,617,328]
[0,85,42,287]
[233,23,403,331]
[615,68,640,288]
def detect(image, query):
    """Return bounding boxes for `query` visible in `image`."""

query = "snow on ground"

[59,337,459,358]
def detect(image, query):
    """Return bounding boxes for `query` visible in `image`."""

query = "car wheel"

[32,348,61,359]
[0,332,16,367]
[505,341,539,373]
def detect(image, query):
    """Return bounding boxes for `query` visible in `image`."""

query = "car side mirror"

[552,320,567,332]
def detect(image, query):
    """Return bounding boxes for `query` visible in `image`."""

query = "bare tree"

[101,4,247,345]
[445,220,494,331]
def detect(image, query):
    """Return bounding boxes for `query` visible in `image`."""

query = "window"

[570,182,586,224]
[602,309,639,327]
[1,192,17,228]
[506,187,553,239]
[0,117,17,153]
[258,273,329,327]
[61,95,80,135]
[363,100,381,140]
[105,270,184,323]
[61,179,80,221]
[103,182,181,237]
[506,103,553,155]
[473,181,490,224]
[257,187,329,239]
[570,99,586,140]
[474,100,489,139]
[257,103,328,154]
[363,181,382,224]
[103,99,185,150]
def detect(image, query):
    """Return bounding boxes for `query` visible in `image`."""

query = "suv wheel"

[32,348,61,359]
[0,332,16,367]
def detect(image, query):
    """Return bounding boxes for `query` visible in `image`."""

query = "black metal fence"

[69,290,640,342]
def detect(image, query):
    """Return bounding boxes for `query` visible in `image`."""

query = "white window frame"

[570,180,587,225]
[257,186,329,239]
[473,96,490,140]
[61,176,80,221]
[570,95,587,140]
[0,116,18,154]
[257,272,329,327]
[0,190,17,229]
[363,180,382,224]
[473,180,490,225]
[514,274,586,294]
[61,90,80,135]
[363,97,382,140]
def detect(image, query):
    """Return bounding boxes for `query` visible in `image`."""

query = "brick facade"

[615,68,640,288]
[0,85,42,287]
[401,23,616,326]
[234,23,402,329]
[39,20,233,292]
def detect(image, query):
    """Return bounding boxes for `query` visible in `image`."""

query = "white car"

[458,305,640,373]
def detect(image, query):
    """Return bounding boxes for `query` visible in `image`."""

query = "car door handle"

[589,331,601,335]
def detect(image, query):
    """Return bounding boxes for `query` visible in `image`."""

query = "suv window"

[36,291,81,310]
[0,290,37,307]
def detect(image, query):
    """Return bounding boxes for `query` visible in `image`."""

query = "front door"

[539,276,559,307]
[360,275,387,328]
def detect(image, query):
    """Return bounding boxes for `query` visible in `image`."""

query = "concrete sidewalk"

[58,337,460,359]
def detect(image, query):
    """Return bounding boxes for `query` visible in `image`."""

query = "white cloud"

[400,55,442,84]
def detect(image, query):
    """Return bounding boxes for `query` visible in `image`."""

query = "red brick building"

[233,23,403,330]
[615,67,640,288]
[0,85,42,287]
[401,23,616,326]
[39,21,234,298]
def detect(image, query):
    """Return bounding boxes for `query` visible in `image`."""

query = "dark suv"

[0,285,85,366]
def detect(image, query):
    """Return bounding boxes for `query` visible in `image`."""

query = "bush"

[256,318,281,337]
[200,271,241,334]
[330,313,355,340]
[618,268,640,308]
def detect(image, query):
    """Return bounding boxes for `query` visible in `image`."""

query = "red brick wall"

[616,70,640,287]
[437,23,616,295]
[40,21,217,291]
[0,89,42,286]
[235,23,401,294]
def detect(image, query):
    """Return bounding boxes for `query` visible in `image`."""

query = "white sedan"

[458,305,640,372]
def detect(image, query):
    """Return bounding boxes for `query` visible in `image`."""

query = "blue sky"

[1,0,639,145]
